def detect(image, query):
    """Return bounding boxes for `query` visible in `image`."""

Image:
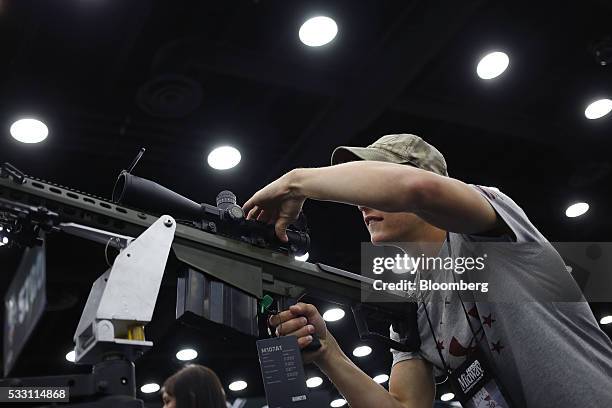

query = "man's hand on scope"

[242,170,306,243]
[269,302,340,366]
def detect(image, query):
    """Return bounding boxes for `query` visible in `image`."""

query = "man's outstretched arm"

[243,161,503,239]
[291,161,505,235]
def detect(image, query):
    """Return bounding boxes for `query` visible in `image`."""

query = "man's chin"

[370,234,389,246]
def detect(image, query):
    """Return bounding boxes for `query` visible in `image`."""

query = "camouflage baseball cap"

[331,133,448,176]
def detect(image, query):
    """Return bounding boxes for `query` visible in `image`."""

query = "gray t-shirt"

[390,185,612,407]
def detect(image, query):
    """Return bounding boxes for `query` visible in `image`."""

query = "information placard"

[256,336,313,408]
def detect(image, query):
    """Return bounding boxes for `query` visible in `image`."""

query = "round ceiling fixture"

[65,350,76,363]
[299,16,338,47]
[373,374,389,384]
[136,74,202,118]
[176,348,198,361]
[590,37,612,66]
[228,380,247,391]
[352,345,372,357]
[476,51,509,79]
[585,99,612,120]
[295,252,309,262]
[565,202,589,218]
[207,146,241,170]
[140,383,160,394]
[306,376,323,388]
[323,308,345,322]
[10,118,48,143]
[440,392,455,401]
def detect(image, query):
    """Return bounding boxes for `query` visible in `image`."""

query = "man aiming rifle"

[242,134,612,408]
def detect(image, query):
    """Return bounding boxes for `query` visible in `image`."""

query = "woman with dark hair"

[161,364,227,408]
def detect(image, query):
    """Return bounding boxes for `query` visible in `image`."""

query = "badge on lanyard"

[448,348,512,408]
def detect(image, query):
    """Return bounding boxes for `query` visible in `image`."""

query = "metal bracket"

[73,215,176,364]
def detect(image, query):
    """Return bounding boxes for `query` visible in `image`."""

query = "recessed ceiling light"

[352,345,372,357]
[295,252,309,262]
[65,350,76,363]
[299,16,338,47]
[10,118,48,144]
[323,308,345,322]
[476,51,509,80]
[140,383,160,394]
[229,380,247,391]
[585,99,612,120]
[0,236,8,246]
[441,392,455,401]
[330,399,347,407]
[306,376,323,388]
[207,146,241,170]
[600,315,612,325]
[565,202,589,218]
[373,374,389,384]
[176,348,198,361]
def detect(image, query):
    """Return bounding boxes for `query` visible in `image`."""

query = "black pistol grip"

[303,334,322,353]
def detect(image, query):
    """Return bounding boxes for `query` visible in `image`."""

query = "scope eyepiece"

[286,230,310,257]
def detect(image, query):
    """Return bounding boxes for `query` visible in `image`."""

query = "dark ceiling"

[1,0,611,406]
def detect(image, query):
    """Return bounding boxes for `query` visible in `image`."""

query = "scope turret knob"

[227,205,244,221]
[216,190,237,209]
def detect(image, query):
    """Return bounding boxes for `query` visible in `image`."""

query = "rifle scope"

[112,171,310,256]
